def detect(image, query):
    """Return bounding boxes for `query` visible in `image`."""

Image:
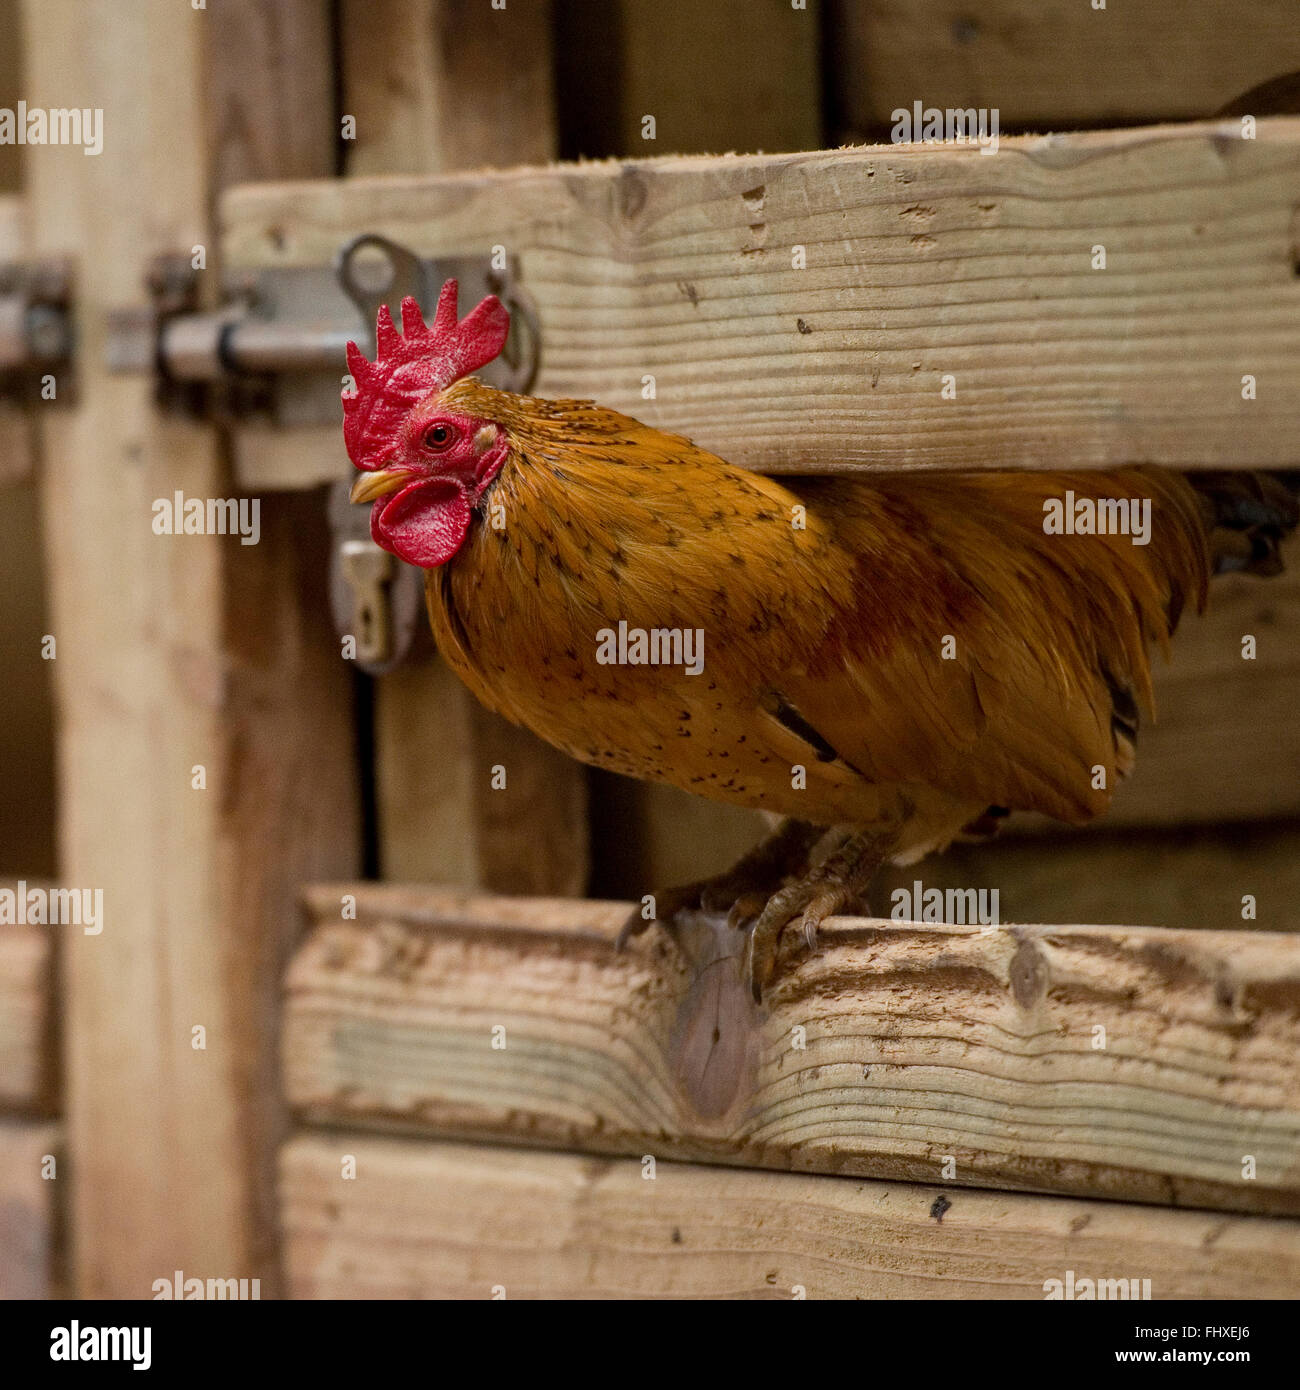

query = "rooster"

[346,281,1297,1001]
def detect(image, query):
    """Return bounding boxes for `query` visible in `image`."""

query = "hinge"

[105,235,540,424]
[0,258,75,405]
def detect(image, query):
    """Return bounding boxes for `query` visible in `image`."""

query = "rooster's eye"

[424,422,456,450]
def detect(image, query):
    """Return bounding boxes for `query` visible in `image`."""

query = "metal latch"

[326,478,427,675]
[108,235,540,676]
[105,235,539,423]
[0,259,74,403]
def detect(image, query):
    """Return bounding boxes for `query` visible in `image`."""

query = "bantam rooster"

[346,281,1297,1001]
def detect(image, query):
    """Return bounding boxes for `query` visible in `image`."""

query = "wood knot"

[616,166,647,221]
[1009,937,1048,1008]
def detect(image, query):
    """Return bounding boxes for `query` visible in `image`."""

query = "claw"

[745,880,849,1002]
[617,880,709,953]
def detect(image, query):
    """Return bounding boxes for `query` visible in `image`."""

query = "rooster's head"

[344,279,511,567]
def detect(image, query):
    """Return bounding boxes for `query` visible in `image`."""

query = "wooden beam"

[26,0,247,1297]
[375,650,588,894]
[342,0,556,177]
[828,0,1300,137]
[287,885,1300,1216]
[338,0,587,898]
[876,820,1300,937]
[554,0,821,159]
[0,1121,60,1299]
[225,118,1300,486]
[0,908,53,1113]
[24,0,355,1297]
[206,2,357,1289]
[281,1131,1300,1299]
[206,0,335,191]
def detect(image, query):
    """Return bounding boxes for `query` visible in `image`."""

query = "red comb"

[342,279,510,470]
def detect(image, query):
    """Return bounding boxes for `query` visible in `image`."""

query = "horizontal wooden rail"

[830,0,1300,133]
[286,886,1300,1216]
[280,1131,1300,1299]
[225,118,1300,487]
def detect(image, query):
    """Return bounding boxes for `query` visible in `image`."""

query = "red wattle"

[370,476,473,568]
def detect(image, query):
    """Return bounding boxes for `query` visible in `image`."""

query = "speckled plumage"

[423,377,1212,864]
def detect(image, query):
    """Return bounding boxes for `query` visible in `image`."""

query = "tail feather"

[1187,470,1299,577]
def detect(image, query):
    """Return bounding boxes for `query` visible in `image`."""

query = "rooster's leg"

[616,818,824,951]
[743,827,895,1001]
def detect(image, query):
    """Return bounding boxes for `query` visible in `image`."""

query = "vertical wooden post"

[341,0,589,896]
[24,0,358,1296]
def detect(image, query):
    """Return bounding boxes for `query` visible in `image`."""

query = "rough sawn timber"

[280,1130,1300,1299]
[285,885,1300,1216]
[224,118,1300,486]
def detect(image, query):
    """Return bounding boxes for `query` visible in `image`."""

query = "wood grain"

[341,0,556,178]
[286,885,1300,1216]
[0,1121,60,1299]
[0,909,54,1113]
[225,119,1300,486]
[23,0,354,1297]
[828,0,1300,136]
[375,649,588,895]
[554,0,821,160]
[876,820,1300,938]
[342,0,588,899]
[26,0,249,1296]
[206,0,336,192]
[280,1131,1300,1298]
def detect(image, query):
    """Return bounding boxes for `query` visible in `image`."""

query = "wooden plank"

[0,1121,60,1300]
[207,0,335,190]
[26,0,246,1297]
[214,492,363,1280]
[224,119,1300,486]
[281,1131,1300,1299]
[0,473,57,877]
[603,800,1300,940]
[828,0,1300,137]
[375,649,588,895]
[24,0,355,1297]
[342,0,556,177]
[0,908,54,1113]
[287,885,1300,1216]
[207,5,356,1287]
[339,0,587,899]
[554,0,821,160]
[875,821,1300,938]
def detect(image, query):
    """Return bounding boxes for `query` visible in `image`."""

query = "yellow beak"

[349,468,410,504]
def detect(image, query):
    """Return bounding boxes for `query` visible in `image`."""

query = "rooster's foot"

[616,818,823,956]
[742,828,895,1002]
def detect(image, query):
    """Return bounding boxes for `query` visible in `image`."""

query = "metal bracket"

[0,259,75,405]
[106,237,540,425]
